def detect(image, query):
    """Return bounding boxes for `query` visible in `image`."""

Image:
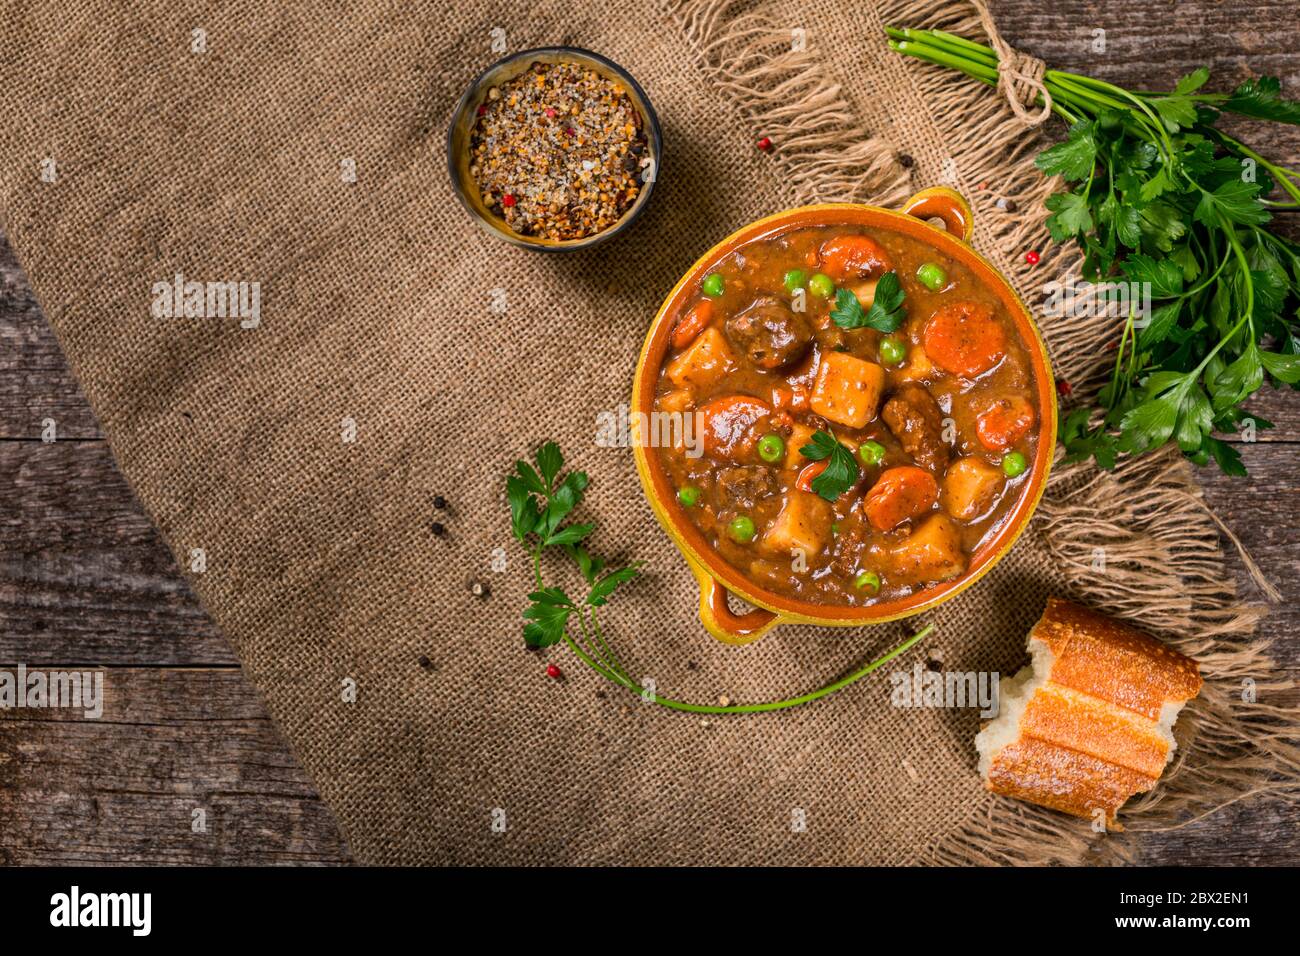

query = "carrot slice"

[795,459,828,493]
[975,395,1037,451]
[698,394,772,461]
[672,299,714,350]
[923,301,1006,378]
[863,466,939,532]
[818,235,892,282]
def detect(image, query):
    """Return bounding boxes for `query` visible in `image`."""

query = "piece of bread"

[975,598,1202,826]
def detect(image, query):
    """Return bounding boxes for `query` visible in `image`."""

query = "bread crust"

[1032,598,1202,720]
[983,598,1203,825]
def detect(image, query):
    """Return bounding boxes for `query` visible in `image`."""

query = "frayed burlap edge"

[657,0,914,208]
[663,0,1299,865]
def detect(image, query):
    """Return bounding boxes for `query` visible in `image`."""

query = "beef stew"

[651,219,1044,608]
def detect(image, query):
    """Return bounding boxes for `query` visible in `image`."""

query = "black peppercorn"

[430,521,445,536]
[897,153,915,168]
[433,495,447,509]
[417,655,434,670]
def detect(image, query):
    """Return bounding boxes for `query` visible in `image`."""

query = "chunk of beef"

[714,466,777,512]
[882,384,950,473]
[725,296,813,370]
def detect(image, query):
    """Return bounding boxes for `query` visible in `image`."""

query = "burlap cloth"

[2,0,1293,864]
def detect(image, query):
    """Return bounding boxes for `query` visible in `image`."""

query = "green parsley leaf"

[830,271,906,332]
[536,441,564,491]
[545,521,594,547]
[799,430,860,502]
[1153,94,1199,132]
[1045,191,1094,241]
[1211,343,1264,412]
[506,475,540,541]
[566,545,605,585]
[1136,300,1182,351]
[1260,350,1300,384]
[542,470,589,534]
[587,563,643,607]
[1194,180,1271,227]
[1118,381,1187,453]
[1034,120,1097,180]
[1121,253,1185,298]
[523,595,573,648]
[1175,67,1211,96]
[1222,75,1300,125]
[1204,436,1247,477]
[514,460,546,495]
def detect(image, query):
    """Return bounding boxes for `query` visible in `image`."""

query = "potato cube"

[658,389,694,415]
[762,491,833,557]
[809,352,885,429]
[890,514,967,582]
[784,421,818,469]
[665,326,734,391]
[894,343,934,384]
[941,456,1005,520]
[848,278,878,309]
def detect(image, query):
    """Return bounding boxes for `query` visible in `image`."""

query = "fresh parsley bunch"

[505,441,931,712]
[506,441,641,648]
[887,28,1300,474]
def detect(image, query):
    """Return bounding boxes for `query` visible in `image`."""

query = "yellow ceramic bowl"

[631,188,1057,645]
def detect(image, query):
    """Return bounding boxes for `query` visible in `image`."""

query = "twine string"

[971,0,1053,126]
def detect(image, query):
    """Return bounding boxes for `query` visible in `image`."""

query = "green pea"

[808,273,835,298]
[1001,451,1028,477]
[702,273,725,297]
[854,570,881,592]
[831,522,840,537]
[757,433,785,463]
[916,262,948,292]
[879,336,907,365]
[677,485,700,507]
[783,269,807,293]
[728,515,756,543]
[858,440,886,467]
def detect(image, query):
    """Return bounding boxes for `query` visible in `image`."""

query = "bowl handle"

[900,186,974,244]
[693,565,781,645]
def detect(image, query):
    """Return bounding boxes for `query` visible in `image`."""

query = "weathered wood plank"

[0,668,350,865]
[0,236,101,440]
[0,440,233,666]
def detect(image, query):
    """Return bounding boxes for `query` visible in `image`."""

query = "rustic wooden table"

[1,1,1296,865]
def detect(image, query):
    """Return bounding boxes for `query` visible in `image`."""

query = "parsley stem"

[1187,218,1253,381]
[564,622,933,715]
[1205,128,1300,206]
[587,607,629,682]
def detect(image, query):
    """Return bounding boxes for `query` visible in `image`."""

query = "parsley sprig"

[506,441,931,712]
[887,27,1300,475]
[830,271,907,332]
[799,430,861,501]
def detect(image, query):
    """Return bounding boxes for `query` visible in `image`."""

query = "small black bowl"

[446,47,663,252]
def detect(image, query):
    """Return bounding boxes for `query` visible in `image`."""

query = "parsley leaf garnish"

[799,430,860,501]
[888,28,1300,475]
[508,443,641,648]
[830,271,906,333]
